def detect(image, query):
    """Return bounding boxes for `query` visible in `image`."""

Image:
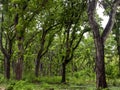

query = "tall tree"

[60,0,89,83]
[11,0,47,80]
[114,12,120,75]
[87,0,120,88]
[35,1,61,76]
[0,0,15,79]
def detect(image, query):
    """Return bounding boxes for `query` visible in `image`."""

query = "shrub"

[7,80,34,90]
[0,74,5,83]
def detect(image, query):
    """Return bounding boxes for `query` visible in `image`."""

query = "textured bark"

[101,0,120,43]
[61,62,66,83]
[35,30,46,77]
[61,12,87,83]
[4,57,10,79]
[95,37,107,88]
[35,55,42,77]
[35,24,57,77]
[15,37,24,80]
[87,0,120,88]
[61,22,71,83]
[115,24,120,75]
[14,13,24,80]
[0,11,12,80]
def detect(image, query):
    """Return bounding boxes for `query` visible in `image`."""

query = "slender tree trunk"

[15,37,24,80]
[12,61,16,77]
[4,57,10,79]
[35,30,46,77]
[61,62,67,83]
[117,46,120,75]
[35,60,40,77]
[94,37,107,88]
[115,25,120,75]
[40,63,43,76]
[0,6,11,80]
[35,55,42,77]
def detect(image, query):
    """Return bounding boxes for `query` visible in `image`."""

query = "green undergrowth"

[0,72,120,90]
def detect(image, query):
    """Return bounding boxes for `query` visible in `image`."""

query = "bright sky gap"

[97,3,109,28]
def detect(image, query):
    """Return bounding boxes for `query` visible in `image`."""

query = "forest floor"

[1,81,120,90]
[1,75,120,90]
[1,83,120,90]
[0,85,5,90]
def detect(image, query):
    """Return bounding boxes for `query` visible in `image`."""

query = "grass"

[1,80,120,90]
[0,72,120,90]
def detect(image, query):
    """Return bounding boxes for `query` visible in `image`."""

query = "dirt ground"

[0,87,5,90]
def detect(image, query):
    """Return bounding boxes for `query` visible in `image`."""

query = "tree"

[0,0,15,79]
[87,0,120,88]
[11,0,48,80]
[60,0,89,83]
[34,0,61,77]
[113,12,120,75]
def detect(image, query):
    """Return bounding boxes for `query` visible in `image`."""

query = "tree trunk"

[35,54,42,77]
[94,37,107,88]
[115,25,120,75]
[35,30,46,77]
[35,60,40,77]
[117,46,120,75]
[61,62,66,83]
[40,63,43,76]
[4,57,10,79]
[15,61,23,80]
[15,37,24,80]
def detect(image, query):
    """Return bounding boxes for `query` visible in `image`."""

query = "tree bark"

[4,57,10,79]
[35,30,46,77]
[94,37,107,88]
[61,62,67,83]
[35,55,42,77]
[15,37,24,80]
[87,0,120,88]
[116,28,120,75]
[115,18,120,75]
[87,0,107,88]
[0,10,12,80]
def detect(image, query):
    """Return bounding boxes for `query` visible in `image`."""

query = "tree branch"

[73,28,90,51]
[87,0,101,40]
[0,13,10,59]
[102,0,120,43]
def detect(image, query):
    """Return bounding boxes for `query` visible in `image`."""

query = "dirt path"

[0,87,5,90]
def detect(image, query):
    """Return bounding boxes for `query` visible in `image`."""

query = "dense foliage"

[0,0,120,89]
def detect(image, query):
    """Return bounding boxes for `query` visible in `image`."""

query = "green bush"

[39,76,61,84]
[0,74,5,83]
[7,80,34,90]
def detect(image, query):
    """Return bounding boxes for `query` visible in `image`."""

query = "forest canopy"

[0,0,120,90]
